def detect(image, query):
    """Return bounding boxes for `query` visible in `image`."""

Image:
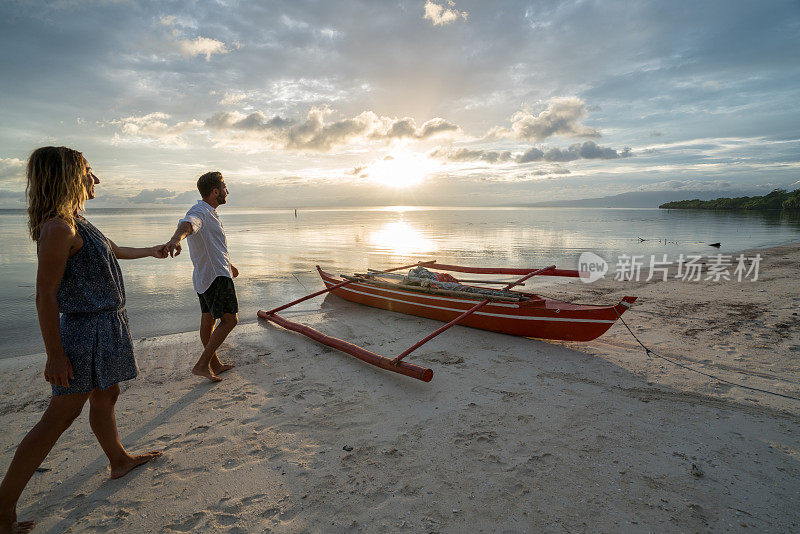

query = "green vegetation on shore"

[659,189,800,211]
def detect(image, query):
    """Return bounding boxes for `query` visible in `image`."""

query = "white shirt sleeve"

[179,206,203,233]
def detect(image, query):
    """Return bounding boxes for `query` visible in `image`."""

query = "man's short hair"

[197,171,224,198]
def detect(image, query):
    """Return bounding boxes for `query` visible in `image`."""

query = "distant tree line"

[659,189,800,211]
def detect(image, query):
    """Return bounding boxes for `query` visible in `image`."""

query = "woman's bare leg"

[88,385,162,479]
[0,392,90,534]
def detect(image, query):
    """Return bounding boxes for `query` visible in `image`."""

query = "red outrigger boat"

[258,261,636,382]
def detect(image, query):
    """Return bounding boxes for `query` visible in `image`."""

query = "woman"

[0,147,165,534]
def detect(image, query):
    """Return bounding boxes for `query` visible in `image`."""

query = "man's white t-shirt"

[179,200,233,294]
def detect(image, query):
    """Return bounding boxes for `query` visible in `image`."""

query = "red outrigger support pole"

[258,311,434,382]
[258,262,557,382]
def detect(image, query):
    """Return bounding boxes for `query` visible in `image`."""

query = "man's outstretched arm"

[166,221,194,257]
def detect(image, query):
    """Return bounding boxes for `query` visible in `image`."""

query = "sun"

[366,150,437,188]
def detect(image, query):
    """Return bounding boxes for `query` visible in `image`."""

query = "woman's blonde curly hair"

[26,146,89,241]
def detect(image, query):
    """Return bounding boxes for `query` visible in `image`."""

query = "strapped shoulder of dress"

[70,216,89,256]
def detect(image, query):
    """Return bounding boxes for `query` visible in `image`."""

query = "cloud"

[579,141,631,159]
[108,108,461,152]
[209,108,370,151]
[542,141,631,162]
[129,188,177,203]
[177,36,230,61]
[530,167,571,176]
[204,108,460,151]
[219,92,248,105]
[491,98,600,141]
[516,147,544,163]
[542,146,579,162]
[124,188,203,205]
[415,118,460,138]
[159,15,235,61]
[0,157,25,182]
[423,1,468,26]
[108,113,203,146]
[430,147,513,163]
[431,141,630,164]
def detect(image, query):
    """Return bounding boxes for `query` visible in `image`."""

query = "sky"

[1,0,799,207]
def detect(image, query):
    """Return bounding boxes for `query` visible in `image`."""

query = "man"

[166,171,239,382]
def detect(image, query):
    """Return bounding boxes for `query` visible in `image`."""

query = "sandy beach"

[2,242,798,533]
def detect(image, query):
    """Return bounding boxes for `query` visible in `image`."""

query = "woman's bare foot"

[192,364,222,382]
[212,362,235,374]
[109,451,163,479]
[0,509,35,534]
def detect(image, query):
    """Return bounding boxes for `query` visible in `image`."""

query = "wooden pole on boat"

[390,265,556,365]
[262,261,436,315]
[365,269,526,286]
[344,276,523,302]
[430,263,582,278]
[257,311,433,382]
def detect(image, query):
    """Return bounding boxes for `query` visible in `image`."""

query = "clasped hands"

[150,239,182,259]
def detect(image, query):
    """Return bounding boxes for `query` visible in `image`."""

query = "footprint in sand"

[261,505,297,522]
[210,512,239,526]
[240,494,269,505]
[163,511,206,532]
[186,425,211,436]
[154,466,208,481]
[163,438,201,451]
[221,457,245,471]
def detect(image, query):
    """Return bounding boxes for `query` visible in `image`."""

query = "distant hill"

[659,189,800,211]
[519,190,763,208]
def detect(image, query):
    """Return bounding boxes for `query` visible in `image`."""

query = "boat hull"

[318,267,636,342]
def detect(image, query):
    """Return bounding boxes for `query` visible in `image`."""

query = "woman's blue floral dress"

[51,217,137,395]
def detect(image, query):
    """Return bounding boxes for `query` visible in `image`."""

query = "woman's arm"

[36,220,76,387]
[109,241,168,260]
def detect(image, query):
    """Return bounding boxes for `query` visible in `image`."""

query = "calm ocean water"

[2,206,799,358]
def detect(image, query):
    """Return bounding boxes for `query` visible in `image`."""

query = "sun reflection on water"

[368,221,437,255]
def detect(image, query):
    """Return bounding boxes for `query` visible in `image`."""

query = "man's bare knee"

[220,313,238,327]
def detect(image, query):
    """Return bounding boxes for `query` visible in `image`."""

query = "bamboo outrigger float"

[257,261,637,382]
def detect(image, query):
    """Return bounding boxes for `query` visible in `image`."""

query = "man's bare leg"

[88,385,162,479]
[200,313,234,375]
[0,392,90,534]
[193,312,238,382]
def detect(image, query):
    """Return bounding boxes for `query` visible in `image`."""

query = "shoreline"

[3,238,797,363]
[1,242,798,531]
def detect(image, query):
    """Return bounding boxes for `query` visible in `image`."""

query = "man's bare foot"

[212,362,235,374]
[0,509,35,534]
[109,451,163,479]
[192,364,222,382]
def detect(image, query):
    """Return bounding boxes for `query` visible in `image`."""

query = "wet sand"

[1,243,798,532]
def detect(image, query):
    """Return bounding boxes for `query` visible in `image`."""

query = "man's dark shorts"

[198,276,238,319]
